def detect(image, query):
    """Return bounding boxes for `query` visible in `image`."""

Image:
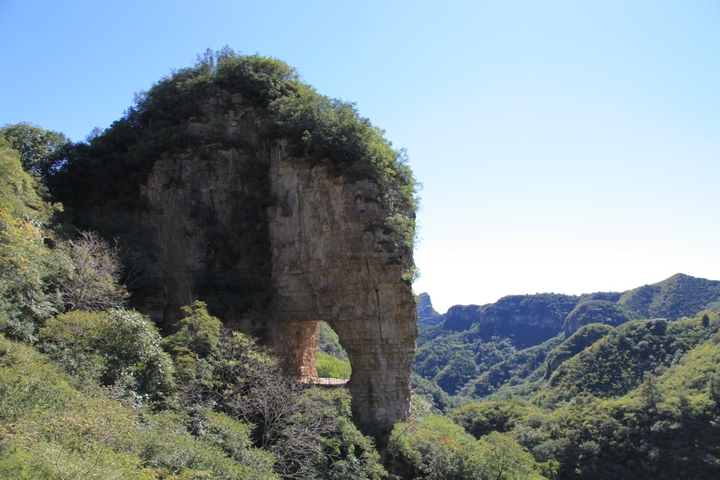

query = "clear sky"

[2,1,719,313]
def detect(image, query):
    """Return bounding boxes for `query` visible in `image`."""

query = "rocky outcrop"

[121,90,417,433]
[417,293,445,325]
[54,51,420,434]
[267,145,417,429]
[442,294,580,348]
[561,300,630,336]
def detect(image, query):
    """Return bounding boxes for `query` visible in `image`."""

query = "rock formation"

[267,148,417,428]
[57,55,418,434]
[441,294,580,348]
[417,292,445,325]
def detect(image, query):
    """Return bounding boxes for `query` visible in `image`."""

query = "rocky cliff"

[54,53,418,434]
[441,294,580,348]
[416,292,445,325]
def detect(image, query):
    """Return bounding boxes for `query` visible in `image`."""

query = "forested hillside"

[407,282,720,478]
[415,274,720,398]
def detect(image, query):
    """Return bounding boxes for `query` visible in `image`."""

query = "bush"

[61,230,128,312]
[386,415,478,480]
[39,309,174,402]
[316,351,351,379]
[451,400,537,439]
[0,138,69,340]
[165,300,223,358]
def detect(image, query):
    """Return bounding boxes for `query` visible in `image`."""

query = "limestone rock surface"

[122,91,417,432]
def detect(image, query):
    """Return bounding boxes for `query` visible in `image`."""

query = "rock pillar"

[268,147,417,433]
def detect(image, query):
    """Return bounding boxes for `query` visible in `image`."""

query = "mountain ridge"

[418,272,720,333]
[415,273,720,397]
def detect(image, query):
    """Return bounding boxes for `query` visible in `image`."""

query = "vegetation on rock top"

[50,47,418,259]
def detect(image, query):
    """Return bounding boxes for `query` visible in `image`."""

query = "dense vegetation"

[416,277,720,398]
[410,285,720,479]
[0,135,387,478]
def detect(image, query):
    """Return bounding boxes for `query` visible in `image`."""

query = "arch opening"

[316,322,351,380]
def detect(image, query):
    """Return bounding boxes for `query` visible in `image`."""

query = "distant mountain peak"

[417,293,445,325]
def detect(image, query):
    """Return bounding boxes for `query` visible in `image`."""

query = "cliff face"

[268,150,417,427]
[416,292,445,325]
[442,294,580,348]
[103,87,417,433]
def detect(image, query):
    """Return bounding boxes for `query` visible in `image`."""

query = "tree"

[39,309,175,401]
[1,122,70,177]
[386,415,478,480]
[62,231,128,312]
[434,352,477,394]
[468,432,540,480]
[165,300,223,358]
[0,138,69,340]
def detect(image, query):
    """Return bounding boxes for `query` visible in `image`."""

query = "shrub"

[386,415,478,480]
[165,300,223,358]
[39,309,174,401]
[316,351,351,379]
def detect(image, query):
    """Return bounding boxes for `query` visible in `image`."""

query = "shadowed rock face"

[133,92,417,433]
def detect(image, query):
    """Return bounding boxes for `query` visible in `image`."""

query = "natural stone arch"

[135,140,416,435]
[267,151,417,434]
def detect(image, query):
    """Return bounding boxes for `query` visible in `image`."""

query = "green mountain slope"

[536,315,720,406]
[416,274,720,399]
[618,273,720,320]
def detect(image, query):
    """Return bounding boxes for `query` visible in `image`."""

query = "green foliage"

[215,54,300,107]
[463,335,563,399]
[414,330,517,396]
[386,415,478,480]
[469,431,542,480]
[134,410,278,479]
[0,207,66,340]
[416,276,720,409]
[39,309,175,401]
[165,300,223,358]
[0,338,278,479]
[451,401,538,439]
[536,315,720,407]
[271,388,386,479]
[411,373,456,412]
[1,122,70,177]
[0,334,77,424]
[0,139,70,340]
[0,334,145,479]
[434,352,478,395]
[386,415,542,480]
[269,84,419,242]
[0,137,53,219]
[2,315,387,479]
[561,300,630,335]
[618,273,720,320]
[414,332,476,381]
[316,351,351,379]
[318,321,348,361]
[544,323,613,379]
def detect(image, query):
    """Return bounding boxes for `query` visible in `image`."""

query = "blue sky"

[2,1,719,312]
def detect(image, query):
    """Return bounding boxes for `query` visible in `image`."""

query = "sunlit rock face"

[136,91,417,433]
[268,149,417,429]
